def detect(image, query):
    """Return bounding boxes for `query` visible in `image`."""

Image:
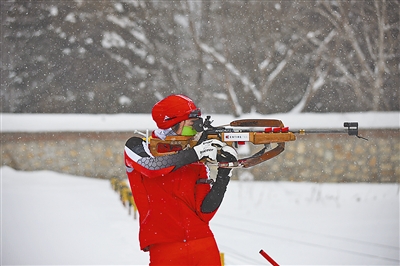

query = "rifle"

[148,116,367,168]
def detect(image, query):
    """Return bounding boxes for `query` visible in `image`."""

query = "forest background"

[1,0,399,116]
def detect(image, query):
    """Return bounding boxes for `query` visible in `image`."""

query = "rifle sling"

[238,142,285,168]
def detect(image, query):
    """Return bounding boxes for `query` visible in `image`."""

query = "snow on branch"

[199,42,262,102]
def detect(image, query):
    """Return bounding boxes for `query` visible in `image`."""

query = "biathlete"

[124,94,237,265]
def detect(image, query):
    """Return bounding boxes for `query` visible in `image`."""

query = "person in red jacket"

[124,94,237,266]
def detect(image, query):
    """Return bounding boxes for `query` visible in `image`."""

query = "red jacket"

[125,137,217,251]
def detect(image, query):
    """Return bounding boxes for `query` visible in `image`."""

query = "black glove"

[217,146,238,177]
[200,146,238,213]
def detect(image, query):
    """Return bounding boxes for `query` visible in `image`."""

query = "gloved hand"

[193,139,226,161]
[200,145,238,213]
[217,146,238,177]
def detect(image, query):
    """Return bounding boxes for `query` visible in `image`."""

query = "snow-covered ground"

[2,166,399,265]
[1,112,399,265]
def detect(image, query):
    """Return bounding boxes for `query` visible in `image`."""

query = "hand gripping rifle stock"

[148,116,366,168]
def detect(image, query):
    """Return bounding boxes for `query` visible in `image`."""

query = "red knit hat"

[152,94,201,129]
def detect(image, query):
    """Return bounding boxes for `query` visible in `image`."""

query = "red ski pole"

[259,249,279,266]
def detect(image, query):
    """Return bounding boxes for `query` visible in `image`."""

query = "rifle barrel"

[292,122,367,140]
[293,129,348,134]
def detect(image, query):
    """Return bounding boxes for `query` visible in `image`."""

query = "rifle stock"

[149,131,297,157]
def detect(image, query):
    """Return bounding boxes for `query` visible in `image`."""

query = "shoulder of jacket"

[125,136,145,149]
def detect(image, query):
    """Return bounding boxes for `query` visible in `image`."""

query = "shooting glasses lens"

[189,109,201,118]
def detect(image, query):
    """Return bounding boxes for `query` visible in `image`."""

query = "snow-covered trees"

[1,0,398,114]
[294,0,400,112]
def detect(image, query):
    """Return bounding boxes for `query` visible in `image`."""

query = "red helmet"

[152,94,201,129]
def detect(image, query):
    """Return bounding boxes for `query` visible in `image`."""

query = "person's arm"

[200,146,238,213]
[124,137,224,178]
